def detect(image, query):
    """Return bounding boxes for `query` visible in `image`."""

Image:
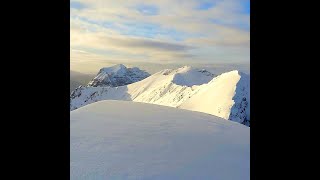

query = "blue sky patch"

[136,4,159,16]
[196,1,215,10]
[209,18,249,31]
[71,1,87,10]
[241,0,250,14]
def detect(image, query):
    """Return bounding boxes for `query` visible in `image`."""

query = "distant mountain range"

[70,64,250,126]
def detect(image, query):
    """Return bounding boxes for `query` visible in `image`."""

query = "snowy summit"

[71,100,250,180]
[87,64,150,87]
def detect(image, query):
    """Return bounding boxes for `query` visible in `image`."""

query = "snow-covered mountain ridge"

[179,70,250,126]
[70,65,250,126]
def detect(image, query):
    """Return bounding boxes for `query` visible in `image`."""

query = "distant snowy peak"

[87,64,150,87]
[98,64,127,74]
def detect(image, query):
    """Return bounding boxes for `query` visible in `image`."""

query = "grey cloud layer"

[108,37,194,51]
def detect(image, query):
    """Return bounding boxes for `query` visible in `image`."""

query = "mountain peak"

[87,64,150,87]
[99,64,127,74]
[112,64,126,70]
[172,66,215,87]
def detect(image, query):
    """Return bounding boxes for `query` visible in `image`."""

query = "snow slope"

[71,100,250,180]
[179,70,250,126]
[70,66,250,126]
[127,66,215,107]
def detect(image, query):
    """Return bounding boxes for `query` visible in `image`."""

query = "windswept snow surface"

[70,100,250,180]
[70,66,250,126]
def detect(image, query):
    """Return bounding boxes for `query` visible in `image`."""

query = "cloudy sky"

[70,0,250,74]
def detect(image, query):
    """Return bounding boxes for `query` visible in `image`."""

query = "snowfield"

[71,100,250,180]
[70,65,250,126]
